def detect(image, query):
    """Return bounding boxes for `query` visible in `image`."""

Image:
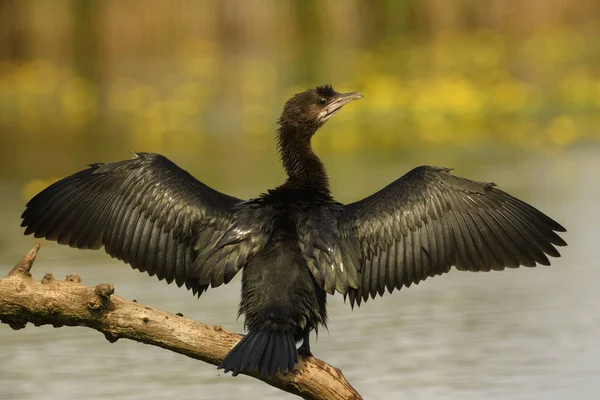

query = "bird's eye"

[319,98,327,105]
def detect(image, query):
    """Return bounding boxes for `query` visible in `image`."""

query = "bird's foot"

[297,342,313,357]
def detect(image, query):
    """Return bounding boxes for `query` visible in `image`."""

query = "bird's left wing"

[339,166,567,307]
[21,153,275,296]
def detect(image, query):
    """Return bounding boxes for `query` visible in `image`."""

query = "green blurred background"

[1,0,600,192]
[1,1,599,399]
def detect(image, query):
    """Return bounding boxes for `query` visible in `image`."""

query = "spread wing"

[21,152,274,296]
[340,166,567,307]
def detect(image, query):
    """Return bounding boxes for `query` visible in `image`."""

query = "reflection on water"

[0,146,598,399]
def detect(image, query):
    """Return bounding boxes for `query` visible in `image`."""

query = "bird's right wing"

[340,166,567,307]
[21,153,275,296]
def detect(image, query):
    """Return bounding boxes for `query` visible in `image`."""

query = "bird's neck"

[277,125,330,194]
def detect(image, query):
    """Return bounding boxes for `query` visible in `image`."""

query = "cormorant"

[21,84,567,377]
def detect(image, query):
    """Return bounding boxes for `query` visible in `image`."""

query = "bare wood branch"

[0,245,362,400]
[8,243,39,276]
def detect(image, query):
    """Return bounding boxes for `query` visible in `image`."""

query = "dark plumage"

[21,84,567,377]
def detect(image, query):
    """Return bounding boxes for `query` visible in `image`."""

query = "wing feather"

[341,166,567,307]
[22,152,274,296]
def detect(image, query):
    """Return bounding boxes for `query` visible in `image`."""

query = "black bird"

[21,85,567,377]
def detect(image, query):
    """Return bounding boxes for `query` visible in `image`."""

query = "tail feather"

[258,333,275,376]
[238,330,266,373]
[219,330,298,377]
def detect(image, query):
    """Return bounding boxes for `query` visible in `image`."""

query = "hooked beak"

[320,92,363,122]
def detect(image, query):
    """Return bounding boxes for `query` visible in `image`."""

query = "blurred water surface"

[0,144,598,400]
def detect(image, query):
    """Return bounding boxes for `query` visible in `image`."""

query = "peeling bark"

[0,245,362,400]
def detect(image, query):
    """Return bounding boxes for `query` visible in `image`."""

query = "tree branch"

[0,245,362,400]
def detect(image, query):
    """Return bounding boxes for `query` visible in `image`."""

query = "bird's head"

[278,85,363,139]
